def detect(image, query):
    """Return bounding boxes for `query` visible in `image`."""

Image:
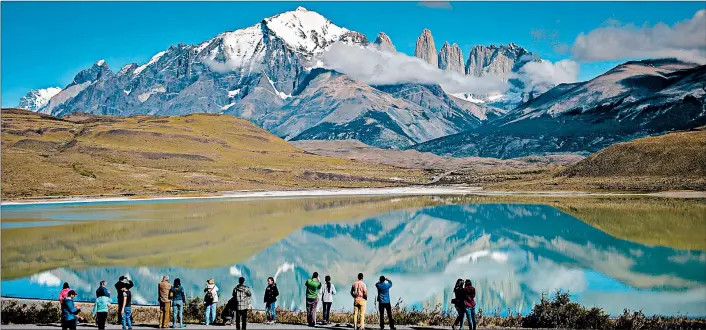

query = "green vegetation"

[1,109,427,198]
[4,292,705,329]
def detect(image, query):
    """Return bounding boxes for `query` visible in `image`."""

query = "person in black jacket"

[452,279,465,330]
[263,277,279,324]
[114,276,134,325]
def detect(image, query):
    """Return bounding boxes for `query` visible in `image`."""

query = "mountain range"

[15,7,706,156]
[414,59,706,158]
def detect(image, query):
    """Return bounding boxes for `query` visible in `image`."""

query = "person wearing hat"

[204,278,219,325]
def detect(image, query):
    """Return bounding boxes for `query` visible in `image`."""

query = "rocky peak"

[414,29,438,67]
[374,32,395,52]
[465,43,533,77]
[339,31,369,46]
[438,42,464,74]
[263,7,348,55]
[71,60,113,86]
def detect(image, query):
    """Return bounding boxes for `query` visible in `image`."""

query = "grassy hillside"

[436,128,706,192]
[1,109,426,198]
[561,127,706,178]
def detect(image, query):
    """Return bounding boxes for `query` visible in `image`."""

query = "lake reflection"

[2,198,705,316]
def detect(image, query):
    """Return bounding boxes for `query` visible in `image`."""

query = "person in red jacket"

[461,279,477,330]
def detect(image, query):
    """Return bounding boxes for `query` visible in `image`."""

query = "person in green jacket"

[304,272,322,326]
[92,289,111,330]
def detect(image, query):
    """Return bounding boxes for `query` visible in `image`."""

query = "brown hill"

[1,109,425,198]
[561,127,706,178]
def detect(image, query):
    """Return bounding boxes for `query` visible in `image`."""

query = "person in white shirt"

[320,275,337,324]
[204,279,219,325]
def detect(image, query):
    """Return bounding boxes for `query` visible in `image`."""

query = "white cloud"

[320,42,509,95]
[571,9,706,64]
[417,1,452,9]
[518,59,580,89]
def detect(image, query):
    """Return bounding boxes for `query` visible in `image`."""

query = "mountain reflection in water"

[2,202,705,316]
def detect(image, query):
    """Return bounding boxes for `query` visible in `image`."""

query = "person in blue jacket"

[376,276,395,330]
[61,290,81,330]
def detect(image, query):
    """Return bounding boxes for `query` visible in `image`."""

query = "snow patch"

[137,85,166,103]
[274,262,295,281]
[124,89,132,95]
[95,59,105,66]
[221,103,236,110]
[228,89,241,98]
[134,51,166,76]
[264,75,292,100]
[229,266,242,276]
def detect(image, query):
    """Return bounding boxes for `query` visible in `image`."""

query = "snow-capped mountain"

[16,87,62,112]
[25,7,492,149]
[413,59,706,158]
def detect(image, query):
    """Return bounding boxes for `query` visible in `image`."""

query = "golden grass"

[1,109,427,198]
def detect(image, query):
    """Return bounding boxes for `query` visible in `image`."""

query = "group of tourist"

[58,273,477,330]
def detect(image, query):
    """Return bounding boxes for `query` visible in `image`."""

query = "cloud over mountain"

[321,42,509,95]
[571,9,706,64]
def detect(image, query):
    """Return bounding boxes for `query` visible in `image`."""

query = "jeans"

[172,300,184,328]
[235,310,248,330]
[160,301,172,328]
[306,297,318,326]
[205,302,218,325]
[379,302,395,329]
[266,301,276,321]
[322,302,332,323]
[462,306,476,330]
[454,305,465,327]
[353,300,366,329]
[121,306,133,330]
[96,312,108,330]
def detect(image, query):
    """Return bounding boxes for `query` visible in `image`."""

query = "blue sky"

[2,1,704,107]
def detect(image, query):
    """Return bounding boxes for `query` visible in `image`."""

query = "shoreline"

[2,186,705,206]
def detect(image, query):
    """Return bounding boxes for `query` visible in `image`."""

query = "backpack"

[205,287,214,304]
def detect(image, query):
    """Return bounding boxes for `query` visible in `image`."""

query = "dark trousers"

[379,302,395,329]
[322,302,332,323]
[61,319,77,330]
[235,310,248,330]
[96,312,108,330]
[306,297,318,326]
[454,305,464,326]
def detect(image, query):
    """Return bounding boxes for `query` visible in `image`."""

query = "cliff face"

[438,42,464,74]
[414,29,438,67]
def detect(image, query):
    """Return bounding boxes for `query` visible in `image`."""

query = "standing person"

[233,277,252,330]
[92,287,111,330]
[96,280,110,298]
[158,275,172,328]
[320,275,336,325]
[59,282,71,304]
[61,290,81,330]
[376,276,395,330]
[304,272,322,327]
[120,284,133,330]
[350,273,368,330]
[263,277,279,324]
[115,275,134,325]
[204,279,219,325]
[462,280,477,330]
[451,279,465,330]
[170,278,186,328]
